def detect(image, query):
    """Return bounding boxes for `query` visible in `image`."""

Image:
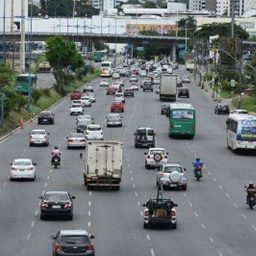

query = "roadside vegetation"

[0,36,100,137]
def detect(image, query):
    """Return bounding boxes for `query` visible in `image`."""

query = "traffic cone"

[20,118,24,129]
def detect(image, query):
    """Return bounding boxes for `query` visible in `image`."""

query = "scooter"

[52,156,60,169]
[194,166,203,181]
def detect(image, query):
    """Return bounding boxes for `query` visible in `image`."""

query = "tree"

[143,2,157,8]
[194,23,249,40]
[45,36,84,96]
[178,16,197,37]
[0,62,14,89]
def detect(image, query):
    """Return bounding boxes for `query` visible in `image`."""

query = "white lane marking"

[242,213,248,219]
[189,201,193,207]
[88,221,91,227]
[194,211,199,218]
[233,203,238,208]
[218,185,223,189]
[134,192,138,197]
[218,252,223,256]
[225,193,230,198]
[35,210,38,216]
[47,176,50,180]
[208,171,212,176]
[129,170,132,174]
[137,201,141,206]
[131,177,134,181]
[209,236,214,243]
[27,233,31,240]
[140,211,143,216]
[146,234,150,241]
[252,225,256,231]
[88,201,91,206]
[31,220,35,228]
[201,223,206,229]
[88,210,91,217]
[44,182,48,187]
[132,184,136,188]
[49,169,53,173]
[3,182,6,187]
[89,191,92,196]
[150,248,155,256]
[212,178,216,182]
[183,193,188,198]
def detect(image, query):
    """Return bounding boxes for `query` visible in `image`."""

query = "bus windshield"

[172,110,194,119]
[237,119,256,141]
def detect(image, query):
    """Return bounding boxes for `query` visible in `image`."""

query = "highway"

[0,66,256,256]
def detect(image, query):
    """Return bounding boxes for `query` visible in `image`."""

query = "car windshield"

[137,129,154,135]
[31,130,45,135]
[237,119,256,141]
[44,193,69,201]
[163,166,182,173]
[14,160,31,166]
[108,118,120,121]
[72,104,81,107]
[60,235,89,244]
[70,133,84,138]
[88,126,101,131]
[78,120,92,125]
[39,112,51,117]
[150,150,165,155]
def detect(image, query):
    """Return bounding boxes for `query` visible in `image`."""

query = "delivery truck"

[159,73,177,101]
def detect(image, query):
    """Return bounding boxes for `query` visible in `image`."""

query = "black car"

[134,127,155,148]
[51,230,95,256]
[38,111,55,124]
[215,103,230,115]
[178,87,190,98]
[124,88,134,97]
[77,119,93,133]
[143,82,153,92]
[160,103,169,115]
[39,191,75,220]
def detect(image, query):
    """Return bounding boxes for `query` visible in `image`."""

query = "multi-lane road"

[0,67,256,256]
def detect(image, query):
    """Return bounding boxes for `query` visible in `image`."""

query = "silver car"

[10,158,37,181]
[106,113,122,127]
[156,162,187,190]
[29,129,49,146]
[67,133,86,149]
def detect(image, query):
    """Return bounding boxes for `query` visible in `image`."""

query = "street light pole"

[20,0,26,73]
[2,0,6,64]
[185,21,188,53]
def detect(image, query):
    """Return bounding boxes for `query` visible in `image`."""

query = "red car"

[71,90,81,100]
[111,101,124,112]
[106,86,118,95]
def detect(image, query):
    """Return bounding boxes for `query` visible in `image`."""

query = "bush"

[32,87,43,104]
[222,80,231,91]
[1,87,20,117]
[43,88,51,98]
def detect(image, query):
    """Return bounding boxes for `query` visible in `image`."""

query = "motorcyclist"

[51,146,61,166]
[245,182,256,204]
[192,157,204,176]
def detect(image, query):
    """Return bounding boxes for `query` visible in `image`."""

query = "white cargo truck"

[159,73,177,101]
[83,141,123,191]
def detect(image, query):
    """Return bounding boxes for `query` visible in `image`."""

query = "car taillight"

[147,156,150,159]
[41,202,48,208]
[144,210,149,216]
[11,167,17,170]
[55,244,63,252]
[27,167,33,170]
[160,173,164,177]
[64,202,72,209]
[171,210,176,217]
[68,139,74,142]
[81,139,86,142]
[86,243,95,251]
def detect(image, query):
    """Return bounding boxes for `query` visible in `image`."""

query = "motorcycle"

[247,192,256,210]
[52,156,60,169]
[194,166,203,181]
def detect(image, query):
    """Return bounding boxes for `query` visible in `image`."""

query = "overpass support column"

[172,43,176,63]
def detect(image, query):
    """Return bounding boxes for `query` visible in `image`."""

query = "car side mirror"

[144,152,147,155]
[47,133,50,135]
[166,152,169,155]
[133,133,136,136]
[66,136,68,139]
[38,196,43,199]
[71,196,76,199]
[244,186,247,188]
[33,163,37,166]
[80,153,83,159]
[50,234,56,240]
[184,168,186,171]
[174,204,178,207]
[142,203,146,207]
[90,235,95,239]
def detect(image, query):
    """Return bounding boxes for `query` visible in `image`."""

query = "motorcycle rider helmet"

[196,157,200,162]
[54,146,58,149]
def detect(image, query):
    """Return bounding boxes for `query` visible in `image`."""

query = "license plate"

[169,184,177,187]
[52,205,61,209]
[43,119,47,122]
[36,140,41,143]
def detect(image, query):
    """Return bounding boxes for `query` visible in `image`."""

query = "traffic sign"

[230,79,236,87]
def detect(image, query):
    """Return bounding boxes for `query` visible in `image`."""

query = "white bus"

[100,61,114,77]
[226,114,256,152]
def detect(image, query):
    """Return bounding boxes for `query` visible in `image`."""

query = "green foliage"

[222,80,232,91]
[32,88,44,104]
[194,23,249,40]
[43,88,51,98]
[143,2,157,8]
[1,87,20,118]
[221,70,239,81]
[0,73,12,88]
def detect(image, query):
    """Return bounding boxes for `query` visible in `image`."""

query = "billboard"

[127,24,177,36]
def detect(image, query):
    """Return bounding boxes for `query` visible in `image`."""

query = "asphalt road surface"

[0,67,255,256]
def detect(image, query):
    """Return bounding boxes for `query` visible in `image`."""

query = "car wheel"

[40,214,45,220]
[135,144,138,148]
[144,223,149,229]
[183,185,187,191]
[68,214,73,220]
[172,223,177,229]
[32,175,36,181]
[145,163,149,169]
[87,185,91,191]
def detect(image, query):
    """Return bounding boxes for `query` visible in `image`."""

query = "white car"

[140,70,147,77]
[70,103,84,115]
[80,96,91,107]
[85,124,104,140]
[67,133,86,149]
[182,76,190,83]
[29,129,49,146]
[99,79,109,87]
[86,93,96,103]
[153,77,160,84]
[114,92,125,103]
[230,109,248,115]
[112,72,120,79]
[130,74,138,83]
[144,148,168,169]
[10,158,37,181]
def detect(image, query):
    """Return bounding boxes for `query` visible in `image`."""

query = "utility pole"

[0,94,5,128]
[20,0,26,73]
[2,0,6,64]
[231,0,235,39]
[11,0,14,32]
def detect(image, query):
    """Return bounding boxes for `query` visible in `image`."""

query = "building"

[92,0,103,9]
[244,0,256,13]
[205,0,216,12]
[189,0,206,11]
[230,0,244,16]
[216,0,230,15]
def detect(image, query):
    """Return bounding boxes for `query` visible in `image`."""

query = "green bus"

[166,103,196,139]
[15,74,37,93]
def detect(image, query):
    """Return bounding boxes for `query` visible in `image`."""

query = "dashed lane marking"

[140,211,143,216]
[218,185,223,189]
[201,223,206,229]
[44,182,48,187]
[49,169,53,173]
[209,236,214,243]
[189,201,193,207]
[194,211,199,218]
[88,221,91,227]
[146,234,150,241]
[218,252,223,256]
[132,184,136,188]
[26,233,31,240]
[134,192,138,197]
[208,171,212,175]
[47,176,50,180]
[242,213,248,219]
[233,203,238,208]
[183,193,188,198]
[150,248,155,256]
[252,225,256,231]
[88,210,91,217]
[89,191,92,196]
[34,210,38,216]
[212,178,217,182]
[225,193,230,198]
[129,170,132,174]
[3,182,6,187]
[88,201,91,206]
[131,177,134,181]
[31,221,35,228]
[137,201,141,206]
